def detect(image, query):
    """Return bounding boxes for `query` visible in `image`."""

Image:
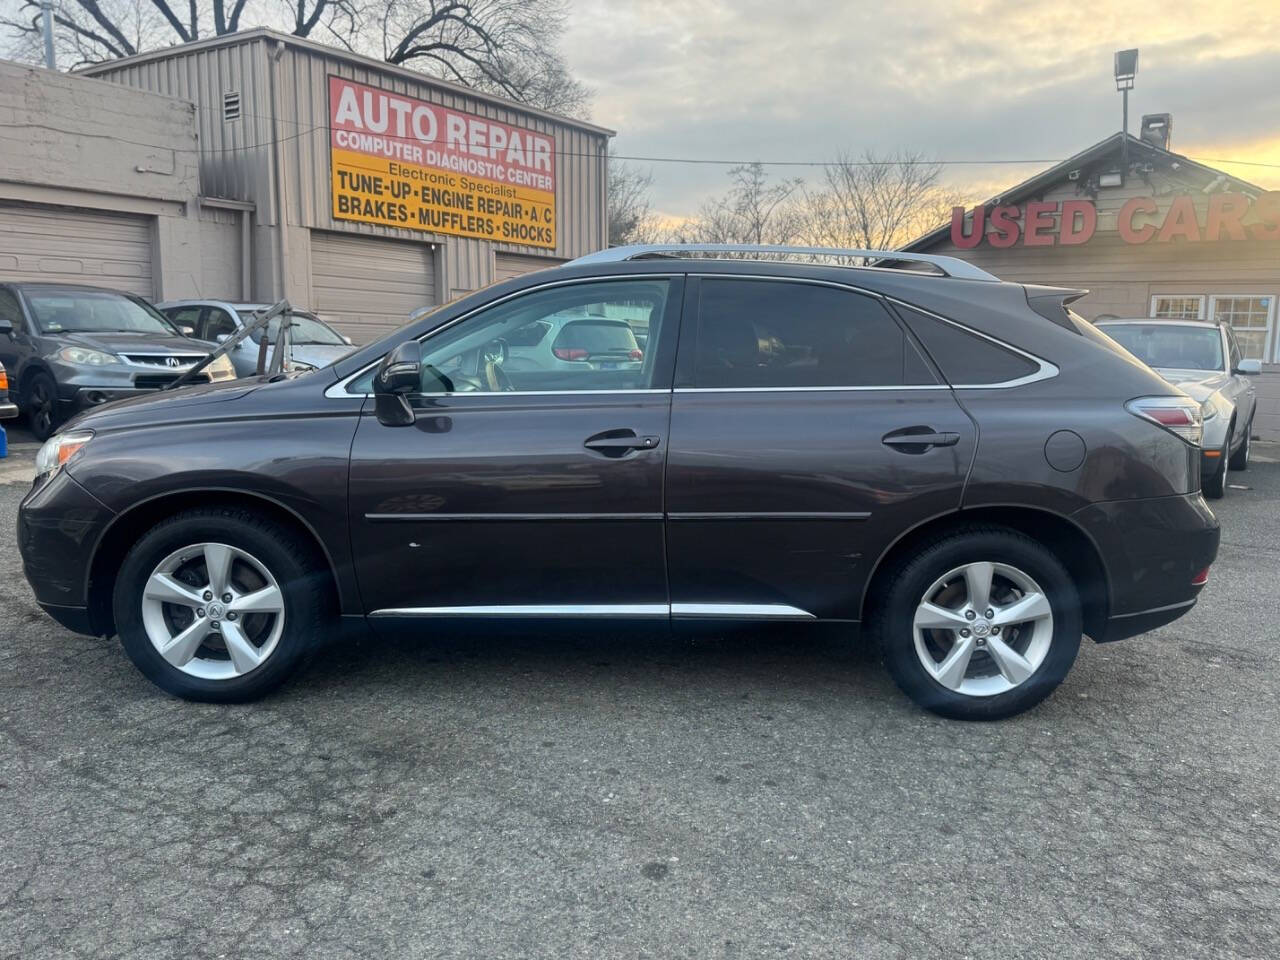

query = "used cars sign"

[328,75,557,248]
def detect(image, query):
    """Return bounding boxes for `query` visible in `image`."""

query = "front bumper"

[0,401,17,420]
[1072,492,1220,643]
[18,469,115,633]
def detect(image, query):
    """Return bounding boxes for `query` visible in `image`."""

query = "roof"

[902,132,1265,251]
[77,27,615,138]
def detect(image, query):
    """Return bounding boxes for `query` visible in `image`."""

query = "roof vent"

[223,91,242,123]
[1140,113,1172,151]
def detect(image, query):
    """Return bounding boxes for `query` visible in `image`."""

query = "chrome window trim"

[326,273,680,399]
[366,512,664,521]
[884,296,1060,390]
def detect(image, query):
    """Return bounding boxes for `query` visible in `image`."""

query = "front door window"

[1210,296,1273,361]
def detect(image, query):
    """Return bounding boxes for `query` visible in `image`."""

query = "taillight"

[553,347,589,361]
[629,349,644,360]
[1191,567,1210,586]
[0,368,7,392]
[1126,396,1202,447]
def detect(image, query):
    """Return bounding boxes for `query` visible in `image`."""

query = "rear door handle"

[584,431,661,456]
[882,429,960,450]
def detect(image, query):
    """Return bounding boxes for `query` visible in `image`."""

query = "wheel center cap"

[971,620,991,638]
[206,601,226,619]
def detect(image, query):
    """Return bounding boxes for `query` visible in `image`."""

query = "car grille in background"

[134,374,210,390]
[122,354,207,367]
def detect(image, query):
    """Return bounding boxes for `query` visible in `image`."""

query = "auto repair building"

[903,117,1280,438]
[0,29,611,343]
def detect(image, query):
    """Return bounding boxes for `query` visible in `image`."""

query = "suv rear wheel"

[876,528,1082,720]
[113,507,329,702]
[1229,417,1251,471]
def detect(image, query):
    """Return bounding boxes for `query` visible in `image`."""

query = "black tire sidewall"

[1204,438,1229,498]
[24,371,59,442]
[1229,419,1250,471]
[113,511,323,702]
[878,530,1082,721]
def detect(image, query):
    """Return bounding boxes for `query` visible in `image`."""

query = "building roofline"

[901,132,1265,251]
[76,27,616,137]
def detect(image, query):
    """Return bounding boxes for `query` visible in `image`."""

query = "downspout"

[268,39,290,299]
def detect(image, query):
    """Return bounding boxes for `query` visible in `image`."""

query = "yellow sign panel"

[327,76,557,249]
[331,149,556,248]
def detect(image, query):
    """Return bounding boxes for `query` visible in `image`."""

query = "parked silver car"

[1097,318,1259,498]
[157,300,355,377]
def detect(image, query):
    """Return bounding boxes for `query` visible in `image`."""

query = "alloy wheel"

[912,561,1054,697]
[29,379,54,437]
[140,542,286,680]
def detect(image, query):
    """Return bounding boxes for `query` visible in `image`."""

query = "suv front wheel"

[113,507,330,702]
[876,528,1082,720]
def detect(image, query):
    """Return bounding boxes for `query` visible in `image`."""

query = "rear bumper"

[0,401,17,420]
[1072,492,1219,642]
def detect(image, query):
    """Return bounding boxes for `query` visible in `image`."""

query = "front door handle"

[584,430,661,456]
[882,428,960,451]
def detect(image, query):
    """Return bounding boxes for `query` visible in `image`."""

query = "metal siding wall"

[85,41,277,222]
[84,35,610,301]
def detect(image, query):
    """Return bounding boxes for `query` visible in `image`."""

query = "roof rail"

[568,244,1000,282]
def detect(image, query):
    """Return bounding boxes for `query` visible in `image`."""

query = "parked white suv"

[504,313,644,374]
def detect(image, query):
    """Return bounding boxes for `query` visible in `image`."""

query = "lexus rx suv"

[18,245,1220,720]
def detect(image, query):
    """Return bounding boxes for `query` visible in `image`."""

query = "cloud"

[564,0,1280,213]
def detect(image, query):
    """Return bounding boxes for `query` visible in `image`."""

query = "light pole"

[1114,48,1138,186]
[39,1,56,70]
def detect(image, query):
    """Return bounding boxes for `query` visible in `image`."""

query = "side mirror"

[215,333,230,343]
[179,325,196,336]
[342,335,354,346]
[0,318,11,337]
[373,340,422,427]
[1235,358,1262,376]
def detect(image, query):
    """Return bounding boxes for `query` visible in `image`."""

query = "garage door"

[495,252,565,282]
[0,203,154,296]
[310,232,435,344]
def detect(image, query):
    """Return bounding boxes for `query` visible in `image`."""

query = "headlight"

[206,354,237,381]
[1200,398,1218,421]
[34,430,94,484]
[57,347,119,366]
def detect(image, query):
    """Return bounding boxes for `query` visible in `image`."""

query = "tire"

[23,370,60,442]
[1203,436,1228,499]
[113,507,331,702]
[874,527,1082,721]
[1229,418,1251,471]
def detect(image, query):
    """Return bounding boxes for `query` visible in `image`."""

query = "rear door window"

[691,278,936,389]
[896,305,1039,385]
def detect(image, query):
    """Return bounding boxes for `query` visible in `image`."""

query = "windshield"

[239,311,346,346]
[26,290,176,335]
[1100,323,1225,372]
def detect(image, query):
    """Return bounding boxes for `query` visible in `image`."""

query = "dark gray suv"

[17,245,1219,719]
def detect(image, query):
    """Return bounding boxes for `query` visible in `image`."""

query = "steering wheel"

[482,359,515,392]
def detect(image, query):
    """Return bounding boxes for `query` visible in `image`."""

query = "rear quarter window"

[896,305,1038,385]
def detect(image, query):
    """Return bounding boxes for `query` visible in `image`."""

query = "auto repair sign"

[327,76,556,248]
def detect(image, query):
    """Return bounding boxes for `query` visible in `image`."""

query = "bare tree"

[608,153,659,247]
[1,0,589,118]
[380,0,590,118]
[682,163,804,246]
[801,150,965,251]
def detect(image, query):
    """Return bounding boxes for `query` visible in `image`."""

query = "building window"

[1150,295,1205,320]
[1210,295,1274,362]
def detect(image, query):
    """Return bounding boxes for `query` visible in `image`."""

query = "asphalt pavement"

[2,423,1278,959]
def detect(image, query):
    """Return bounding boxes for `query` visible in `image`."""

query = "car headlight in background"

[57,346,120,366]
[34,430,94,484]
[1200,398,1218,421]
[206,354,237,381]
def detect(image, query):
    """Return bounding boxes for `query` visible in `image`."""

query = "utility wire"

[4,116,1279,171]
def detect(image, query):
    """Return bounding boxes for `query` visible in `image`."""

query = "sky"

[562,0,1280,222]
